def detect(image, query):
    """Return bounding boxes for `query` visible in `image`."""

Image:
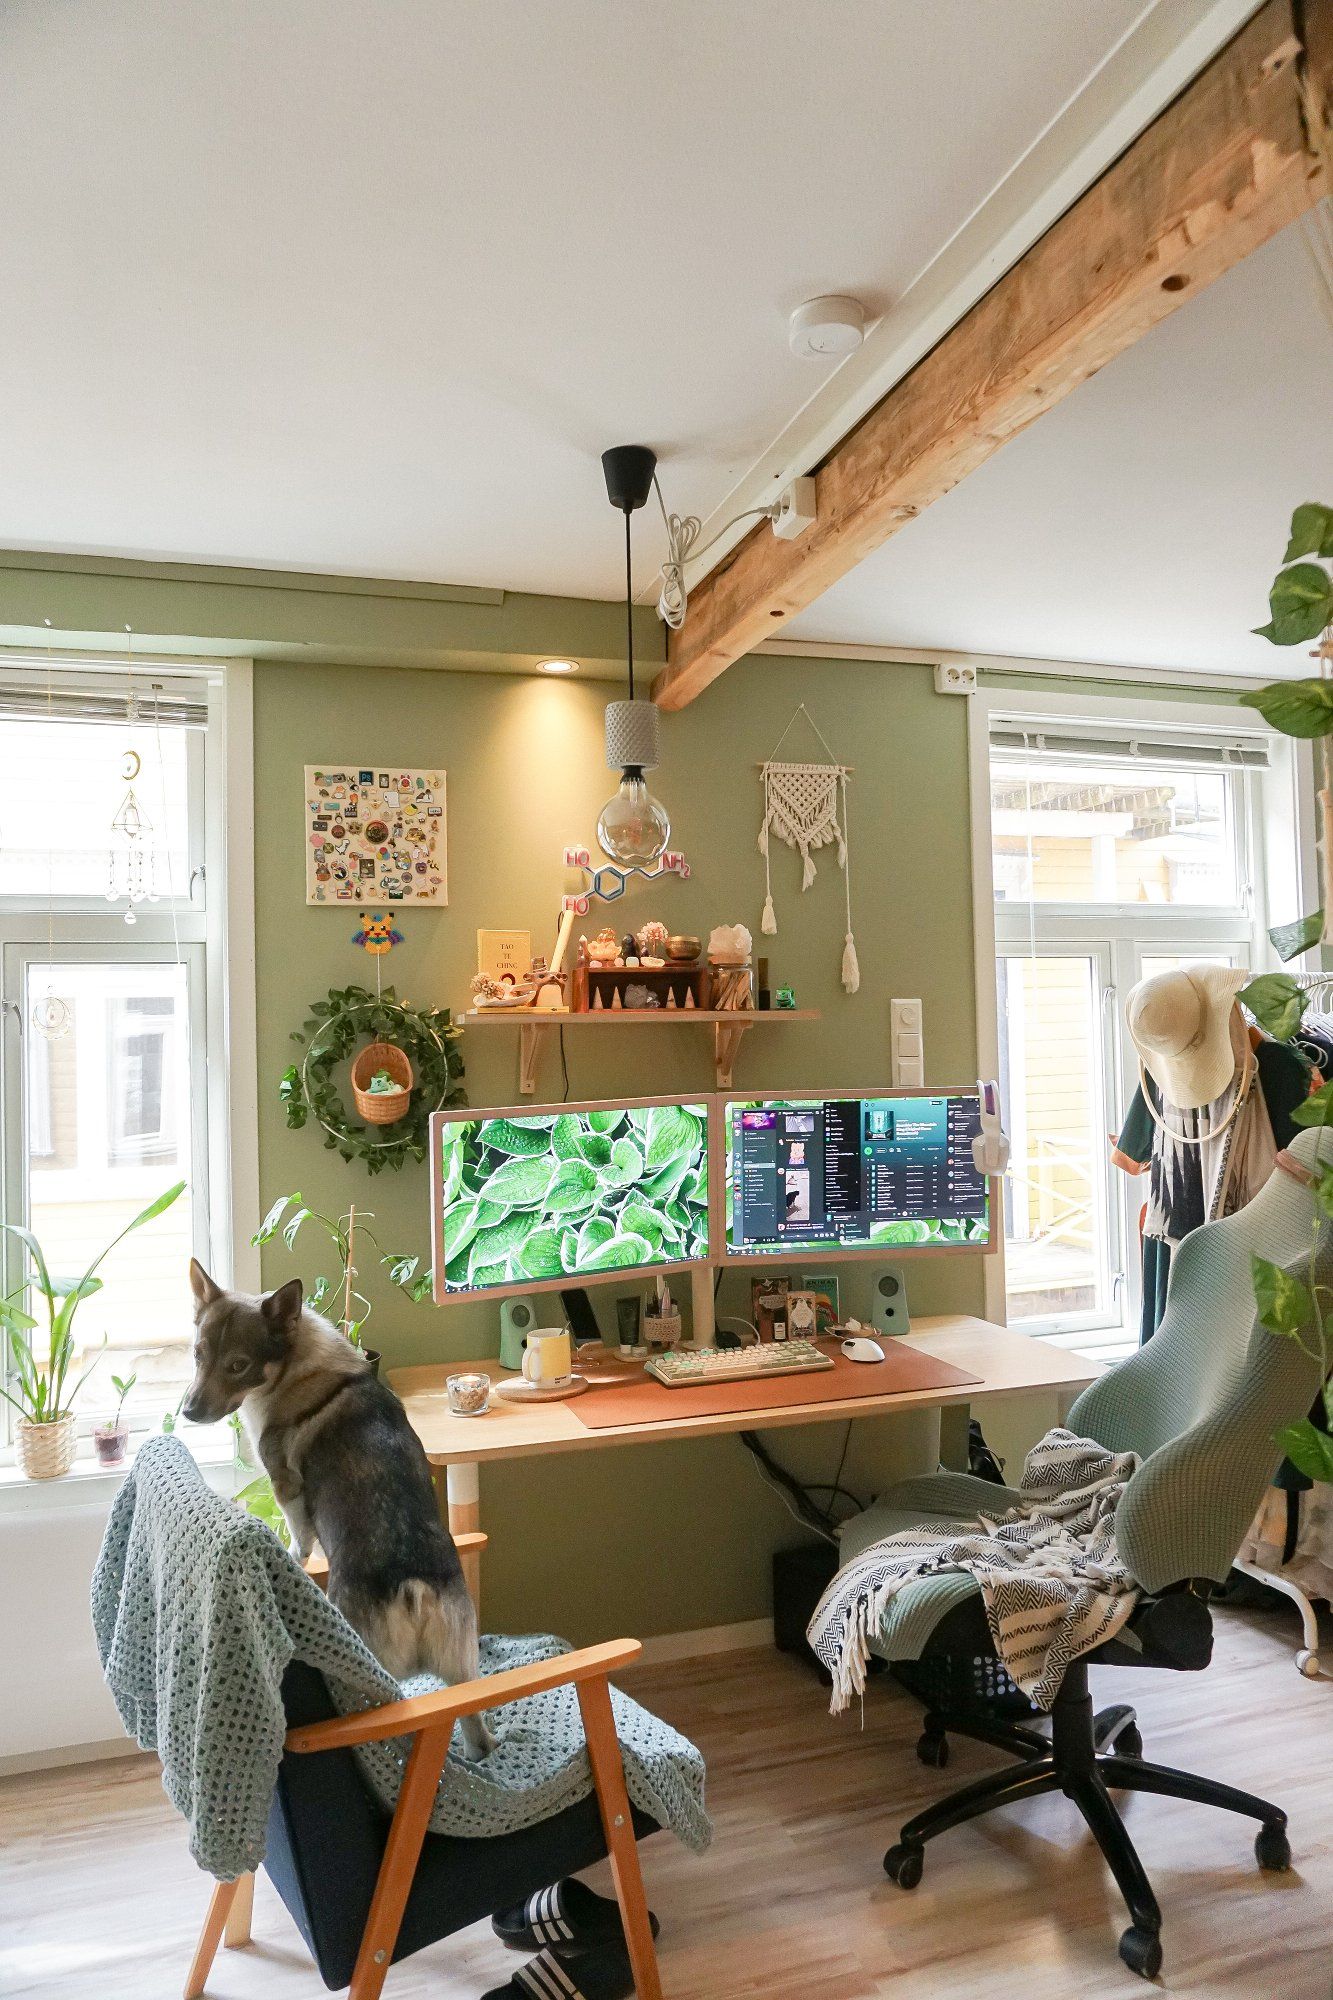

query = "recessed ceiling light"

[538,658,580,675]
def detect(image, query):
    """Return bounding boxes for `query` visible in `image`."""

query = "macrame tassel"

[757,820,770,859]
[841,931,860,995]
[761,893,777,935]
[800,847,816,891]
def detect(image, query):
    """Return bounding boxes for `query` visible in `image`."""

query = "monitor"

[721,1089,993,1261]
[430,1095,711,1302]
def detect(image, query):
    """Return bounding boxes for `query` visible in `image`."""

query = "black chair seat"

[264,1662,661,1991]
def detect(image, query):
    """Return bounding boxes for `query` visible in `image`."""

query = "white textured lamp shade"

[604,699,661,773]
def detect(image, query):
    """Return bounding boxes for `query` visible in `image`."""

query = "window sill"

[0,1429,244,1514]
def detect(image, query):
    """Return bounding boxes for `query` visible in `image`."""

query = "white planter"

[16,1412,77,1480]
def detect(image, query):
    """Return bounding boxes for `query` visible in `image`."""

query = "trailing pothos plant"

[1251,1083,1333,1488]
[1239,500,1333,963]
[280,985,465,1174]
[252,1194,433,1348]
[1234,503,1333,1487]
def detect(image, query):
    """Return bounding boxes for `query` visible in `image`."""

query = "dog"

[183,1260,495,1759]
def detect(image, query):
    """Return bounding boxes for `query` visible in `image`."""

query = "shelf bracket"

[712,1017,753,1090]
[518,1023,542,1096]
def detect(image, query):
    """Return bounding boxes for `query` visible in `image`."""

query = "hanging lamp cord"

[624,507,635,702]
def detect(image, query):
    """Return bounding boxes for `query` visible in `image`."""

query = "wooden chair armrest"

[302,1530,487,1591]
[285,1637,642,1754]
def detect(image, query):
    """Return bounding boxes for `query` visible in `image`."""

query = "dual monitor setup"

[429,1088,1000,1348]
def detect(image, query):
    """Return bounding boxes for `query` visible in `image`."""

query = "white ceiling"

[785,222,1333,680]
[2,0,1161,598]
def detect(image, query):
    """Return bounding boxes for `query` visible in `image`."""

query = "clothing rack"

[1291,972,1333,1019]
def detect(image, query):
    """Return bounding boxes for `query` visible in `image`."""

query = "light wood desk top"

[391,1315,1098,1468]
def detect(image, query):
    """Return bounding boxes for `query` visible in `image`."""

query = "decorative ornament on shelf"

[635,919,669,966]
[709,923,754,1012]
[757,702,860,993]
[280,985,464,1173]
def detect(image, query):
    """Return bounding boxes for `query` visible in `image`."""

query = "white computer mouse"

[841,1334,885,1364]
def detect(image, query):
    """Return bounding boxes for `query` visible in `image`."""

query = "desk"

[392,1316,1099,1605]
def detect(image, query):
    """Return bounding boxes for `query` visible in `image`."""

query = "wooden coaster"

[494,1374,590,1403]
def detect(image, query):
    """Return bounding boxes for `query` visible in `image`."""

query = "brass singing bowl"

[665,934,701,962]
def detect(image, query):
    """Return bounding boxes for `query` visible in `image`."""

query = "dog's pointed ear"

[189,1258,222,1308]
[261,1276,305,1334]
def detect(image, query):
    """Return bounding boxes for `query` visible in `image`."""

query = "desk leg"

[938,1402,972,1474]
[447,1461,482,1614]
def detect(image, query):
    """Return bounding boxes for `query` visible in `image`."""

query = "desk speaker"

[871,1268,911,1338]
[498,1295,538,1371]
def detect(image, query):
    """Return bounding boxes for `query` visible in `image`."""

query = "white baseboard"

[0,1618,777,1779]
[0,1736,146,1779]
[636,1617,773,1666]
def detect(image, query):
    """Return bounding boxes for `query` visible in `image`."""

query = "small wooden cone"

[666,988,677,1009]
[611,988,623,1010]
[684,988,695,1009]
[592,989,604,1010]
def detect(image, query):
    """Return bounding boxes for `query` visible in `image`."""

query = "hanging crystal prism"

[106,745,157,926]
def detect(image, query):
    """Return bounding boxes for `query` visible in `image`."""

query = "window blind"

[0,674,208,729]
[989,723,1269,772]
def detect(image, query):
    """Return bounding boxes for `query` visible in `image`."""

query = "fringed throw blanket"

[807,1429,1141,1714]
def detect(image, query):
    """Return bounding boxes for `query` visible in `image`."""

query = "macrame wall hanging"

[757,703,859,993]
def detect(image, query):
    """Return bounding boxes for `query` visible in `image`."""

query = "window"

[987,705,1305,1362]
[0,668,225,1448]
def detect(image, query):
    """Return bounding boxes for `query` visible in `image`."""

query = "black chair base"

[884,1660,1291,1980]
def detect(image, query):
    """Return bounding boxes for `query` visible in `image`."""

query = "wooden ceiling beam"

[654,0,1330,711]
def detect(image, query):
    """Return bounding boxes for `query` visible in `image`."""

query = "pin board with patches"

[305,767,448,905]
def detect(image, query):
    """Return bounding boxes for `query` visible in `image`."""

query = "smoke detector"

[788,295,866,359]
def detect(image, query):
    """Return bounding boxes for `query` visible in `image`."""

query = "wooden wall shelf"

[460,1008,820,1094]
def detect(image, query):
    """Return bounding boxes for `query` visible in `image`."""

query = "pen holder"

[643,1313,680,1348]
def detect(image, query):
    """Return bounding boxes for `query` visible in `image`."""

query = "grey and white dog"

[183,1260,494,1759]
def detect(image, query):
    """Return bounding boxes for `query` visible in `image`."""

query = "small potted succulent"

[92,1372,137,1467]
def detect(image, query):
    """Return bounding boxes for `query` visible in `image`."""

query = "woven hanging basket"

[350,1041,415,1125]
[17,1412,77,1480]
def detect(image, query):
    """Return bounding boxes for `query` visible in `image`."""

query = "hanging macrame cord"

[757,704,859,993]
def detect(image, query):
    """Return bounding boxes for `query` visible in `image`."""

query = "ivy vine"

[280,984,466,1174]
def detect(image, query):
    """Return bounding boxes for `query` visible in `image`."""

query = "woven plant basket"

[17,1412,77,1480]
[350,1041,414,1125]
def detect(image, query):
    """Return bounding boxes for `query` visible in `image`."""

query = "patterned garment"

[807,1429,1140,1714]
[91,1438,711,1880]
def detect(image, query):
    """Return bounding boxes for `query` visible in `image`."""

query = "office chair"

[845,1126,1329,1979]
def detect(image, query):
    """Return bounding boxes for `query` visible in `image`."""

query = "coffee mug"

[522,1328,572,1386]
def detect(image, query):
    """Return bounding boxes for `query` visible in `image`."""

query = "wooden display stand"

[571,961,710,1013]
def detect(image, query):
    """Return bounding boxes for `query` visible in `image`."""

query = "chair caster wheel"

[915,1731,949,1768]
[883,1843,924,1889]
[1118,1925,1162,1979]
[1117,1722,1143,1758]
[1255,1822,1291,1872]
[1295,1649,1323,1679]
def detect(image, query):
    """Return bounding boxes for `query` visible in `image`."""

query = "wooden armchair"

[187,1534,664,2000]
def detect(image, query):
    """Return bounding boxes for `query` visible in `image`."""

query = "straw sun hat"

[1125,964,1248,1111]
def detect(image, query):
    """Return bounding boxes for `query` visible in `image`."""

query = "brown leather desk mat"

[570,1341,982,1429]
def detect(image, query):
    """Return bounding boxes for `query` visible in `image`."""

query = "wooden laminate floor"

[1,1604,1329,2000]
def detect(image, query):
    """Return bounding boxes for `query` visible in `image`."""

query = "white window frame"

[969,684,1317,1349]
[0,656,258,1463]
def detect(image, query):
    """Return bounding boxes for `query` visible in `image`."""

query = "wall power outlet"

[933,662,978,695]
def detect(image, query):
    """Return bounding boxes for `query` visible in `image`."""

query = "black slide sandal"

[492,1878,659,1954]
[483,1941,637,2000]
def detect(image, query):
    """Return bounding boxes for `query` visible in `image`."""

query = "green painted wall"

[252,651,992,1640]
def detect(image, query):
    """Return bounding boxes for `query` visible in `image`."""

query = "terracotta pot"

[360,1346,382,1378]
[92,1422,130,1467]
[17,1412,77,1480]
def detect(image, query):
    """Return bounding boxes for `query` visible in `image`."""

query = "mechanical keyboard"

[645,1339,834,1387]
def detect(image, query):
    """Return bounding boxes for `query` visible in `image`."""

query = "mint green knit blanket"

[91,1438,711,1880]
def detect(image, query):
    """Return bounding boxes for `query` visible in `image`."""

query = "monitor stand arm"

[681,1264,716,1350]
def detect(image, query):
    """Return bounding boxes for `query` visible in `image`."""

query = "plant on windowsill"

[92,1371,137,1468]
[0,1182,186,1480]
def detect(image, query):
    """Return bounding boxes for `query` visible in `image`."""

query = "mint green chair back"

[1068,1126,1328,1594]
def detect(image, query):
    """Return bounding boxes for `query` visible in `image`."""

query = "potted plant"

[0,1181,185,1480]
[251,1194,432,1375]
[92,1372,137,1467]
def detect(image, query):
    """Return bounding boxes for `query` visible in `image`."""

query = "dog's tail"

[398,1576,496,1763]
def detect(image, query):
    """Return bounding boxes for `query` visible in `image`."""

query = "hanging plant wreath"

[280,984,466,1174]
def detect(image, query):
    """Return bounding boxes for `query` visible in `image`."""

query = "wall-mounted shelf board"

[460,1008,820,1093]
